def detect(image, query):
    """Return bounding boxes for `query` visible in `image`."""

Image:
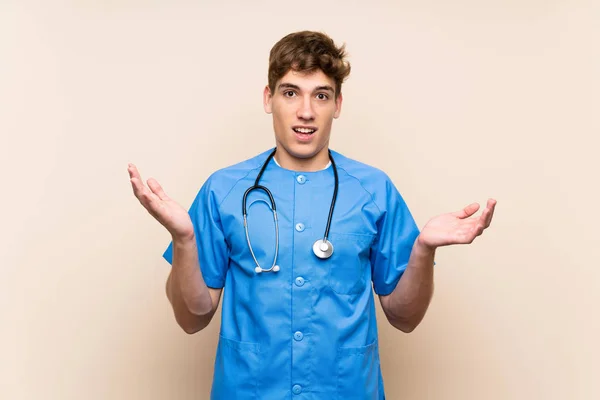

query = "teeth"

[295,128,315,134]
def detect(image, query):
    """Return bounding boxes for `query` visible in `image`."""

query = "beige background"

[1,0,598,399]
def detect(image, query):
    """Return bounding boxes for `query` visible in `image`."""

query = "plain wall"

[1,0,598,399]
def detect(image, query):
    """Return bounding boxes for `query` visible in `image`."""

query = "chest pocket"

[326,232,375,295]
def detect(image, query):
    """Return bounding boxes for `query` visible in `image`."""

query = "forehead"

[276,69,335,91]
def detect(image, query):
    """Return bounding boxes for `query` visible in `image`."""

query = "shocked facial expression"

[264,69,343,167]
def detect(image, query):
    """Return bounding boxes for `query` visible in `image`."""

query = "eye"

[284,91,296,98]
[316,93,329,100]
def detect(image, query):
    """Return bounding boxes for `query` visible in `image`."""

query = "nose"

[296,96,315,121]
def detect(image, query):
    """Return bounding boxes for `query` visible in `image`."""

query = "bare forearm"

[383,236,436,332]
[167,235,214,333]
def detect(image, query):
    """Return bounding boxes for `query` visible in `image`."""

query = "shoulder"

[198,148,273,202]
[332,149,391,182]
[331,149,399,208]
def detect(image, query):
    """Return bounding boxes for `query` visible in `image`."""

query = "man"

[128,31,496,399]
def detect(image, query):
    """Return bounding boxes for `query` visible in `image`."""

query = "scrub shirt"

[163,148,421,399]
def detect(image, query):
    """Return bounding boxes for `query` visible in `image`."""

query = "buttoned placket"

[291,172,311,396]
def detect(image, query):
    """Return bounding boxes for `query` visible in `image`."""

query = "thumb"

[452,202,480,219]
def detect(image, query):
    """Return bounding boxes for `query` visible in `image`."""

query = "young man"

[128,31,496,399]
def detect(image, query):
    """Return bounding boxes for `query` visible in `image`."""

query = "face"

[263,69,343,169]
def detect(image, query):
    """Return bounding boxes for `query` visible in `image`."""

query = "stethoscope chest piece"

[246,148,339,272]
[313,239,334,259]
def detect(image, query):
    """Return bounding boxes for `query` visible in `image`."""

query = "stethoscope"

[242,148,339,274]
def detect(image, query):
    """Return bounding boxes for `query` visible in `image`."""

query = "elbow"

[186,296,214,317]
[398,321,419,333]
[385,309,426,333]
[181,324,202,335]
[178,302,213,334]
[389,317,420,333]
[176,314,209,335]
[381,303,422,333]
[165,275,213,335]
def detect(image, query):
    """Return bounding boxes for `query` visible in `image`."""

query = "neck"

[273,146,330,172]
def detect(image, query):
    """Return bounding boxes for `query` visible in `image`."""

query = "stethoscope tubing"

[243,148,338,272]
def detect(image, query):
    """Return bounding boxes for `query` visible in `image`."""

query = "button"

[292,385,302,395]
[294,331,304,341]
[295,277,305,287]
[295,223,305,232]
[296,175,306,184]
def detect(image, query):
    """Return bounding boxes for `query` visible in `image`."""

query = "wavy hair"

[268,31,351,97]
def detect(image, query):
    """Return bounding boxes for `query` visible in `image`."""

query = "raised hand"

[128,163,195,240]
[418,199,497,250]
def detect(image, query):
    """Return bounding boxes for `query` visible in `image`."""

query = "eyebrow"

[278,83,300,91]
[315,85,335,93]
[278,83,335,93]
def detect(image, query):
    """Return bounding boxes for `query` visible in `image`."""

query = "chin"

[283,142,323,159]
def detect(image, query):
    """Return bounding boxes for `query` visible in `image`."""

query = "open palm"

[419,199,497,249]
[128,163,194,240]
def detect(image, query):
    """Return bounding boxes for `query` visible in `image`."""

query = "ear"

[333,93,343,119]
[263,85,273,114]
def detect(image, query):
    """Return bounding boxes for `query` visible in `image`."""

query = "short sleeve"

[370,179,421,296]
[162,177,229,289]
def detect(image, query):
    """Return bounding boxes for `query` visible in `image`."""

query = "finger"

[474,223,485,237]
[147,178,170,201]
[456,215,489,244]
[482,198,497,228]
[128,164,153,201]
[127,163,142,181]
[130,176,147,200]
[130,177,159,209]
[453,202,480,219]
[129,175,145,198]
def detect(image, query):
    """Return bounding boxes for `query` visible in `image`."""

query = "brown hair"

[268,31,351,97]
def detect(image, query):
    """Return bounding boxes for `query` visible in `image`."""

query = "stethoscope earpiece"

[254,265,280,274]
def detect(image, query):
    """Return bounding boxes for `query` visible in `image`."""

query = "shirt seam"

[216,165,263,210]
[336,165,383,215]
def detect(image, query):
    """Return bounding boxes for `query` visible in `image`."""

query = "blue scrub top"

[163,148,420,399]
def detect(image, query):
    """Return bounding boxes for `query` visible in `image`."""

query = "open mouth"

[293,127,316,134]
[293,127,317,141]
